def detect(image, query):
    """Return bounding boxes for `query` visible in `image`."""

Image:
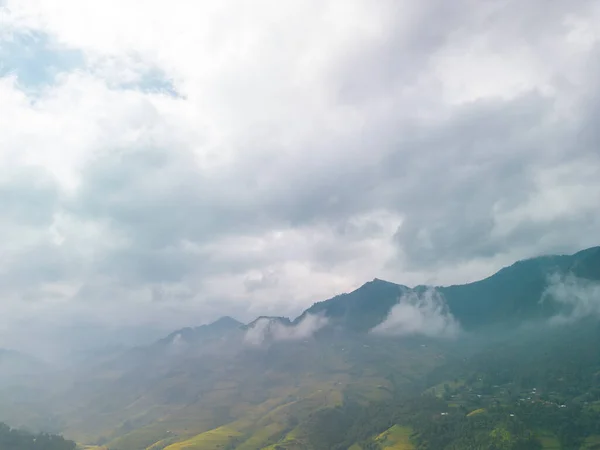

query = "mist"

[371,288,460,338]
[543,273,600,324]
[243,314,329,346]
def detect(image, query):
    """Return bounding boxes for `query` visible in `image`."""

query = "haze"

[1,0,600,357]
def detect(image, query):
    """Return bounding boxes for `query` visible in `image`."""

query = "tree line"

[0,422,76,450]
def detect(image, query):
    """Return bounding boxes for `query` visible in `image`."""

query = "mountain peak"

[364,277,403,288]
[297,278,404,332]
[210,316,242,329]
[246,316,292,328]
[160,317,243,345]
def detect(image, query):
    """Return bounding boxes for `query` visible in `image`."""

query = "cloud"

[166,332,189,356]
[543,273,600,324]
[0,0,600,353]
[243,314,329,347]
[281,314,329,341]
[372,288,460,338]
[243,319,271,347]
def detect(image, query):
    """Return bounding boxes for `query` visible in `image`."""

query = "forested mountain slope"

[0,247,598,450]
[302,246,600,331]
[0,422,75,450]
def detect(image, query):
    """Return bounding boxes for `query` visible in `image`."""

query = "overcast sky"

[1,0,599,354]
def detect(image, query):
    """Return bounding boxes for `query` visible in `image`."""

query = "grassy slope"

[375,425,415,450]
[163,385,345,450]
[163,424,243,450]
[93,337,443,450]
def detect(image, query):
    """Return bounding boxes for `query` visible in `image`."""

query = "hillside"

[0,247,598,449]
[301,246,600,332]
[297,279,409,333]
[159,317,243,346]
[441,246,600,328]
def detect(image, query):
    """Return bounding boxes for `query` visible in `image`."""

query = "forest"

[299,322,600,450]
[0,422,76,450]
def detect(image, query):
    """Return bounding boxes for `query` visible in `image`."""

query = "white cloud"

[243,319,273,347]
[243,314,329,347]
[372,288,460,338]
[543,273,600,324]
[277,314,329,341]
[0,0,599,353]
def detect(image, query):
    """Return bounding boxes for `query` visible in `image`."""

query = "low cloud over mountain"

[371,288,460,338]
[543,273,600,324]
[244,314,329,346]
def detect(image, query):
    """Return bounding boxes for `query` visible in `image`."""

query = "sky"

[1,0,599,355]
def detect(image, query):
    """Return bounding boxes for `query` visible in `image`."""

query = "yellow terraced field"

[466,408,486,417]
[375,425,415,450]
[163,425,243,450]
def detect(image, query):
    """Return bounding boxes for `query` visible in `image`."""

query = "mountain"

[300,246,600,332]
[441,246,600,328]
[566,245,600,280]
[297,278,409,333]
[159,316,243,345]
[0,246,599,450]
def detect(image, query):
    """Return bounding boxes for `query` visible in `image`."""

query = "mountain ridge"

[286,246,598,335]
[160,316,243,345]
[153,245,600,342]
[1,246,598,450]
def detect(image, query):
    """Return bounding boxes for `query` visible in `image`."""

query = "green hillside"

[441,246,600,328]
[301,246,600,332]
[0,247,599,449]
[298,278,408,332]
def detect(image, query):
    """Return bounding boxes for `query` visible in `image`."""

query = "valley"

[0,247,599,450]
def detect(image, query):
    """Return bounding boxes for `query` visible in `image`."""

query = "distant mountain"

[109,246,596,344]
[297,278,409,333]
[441,246,600,328]
[566,245,600,279]
[93,316,244,374]
[1,246,598,450]
[297,246,600,332]
[243,316,307,346]
[159,316,243,345]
